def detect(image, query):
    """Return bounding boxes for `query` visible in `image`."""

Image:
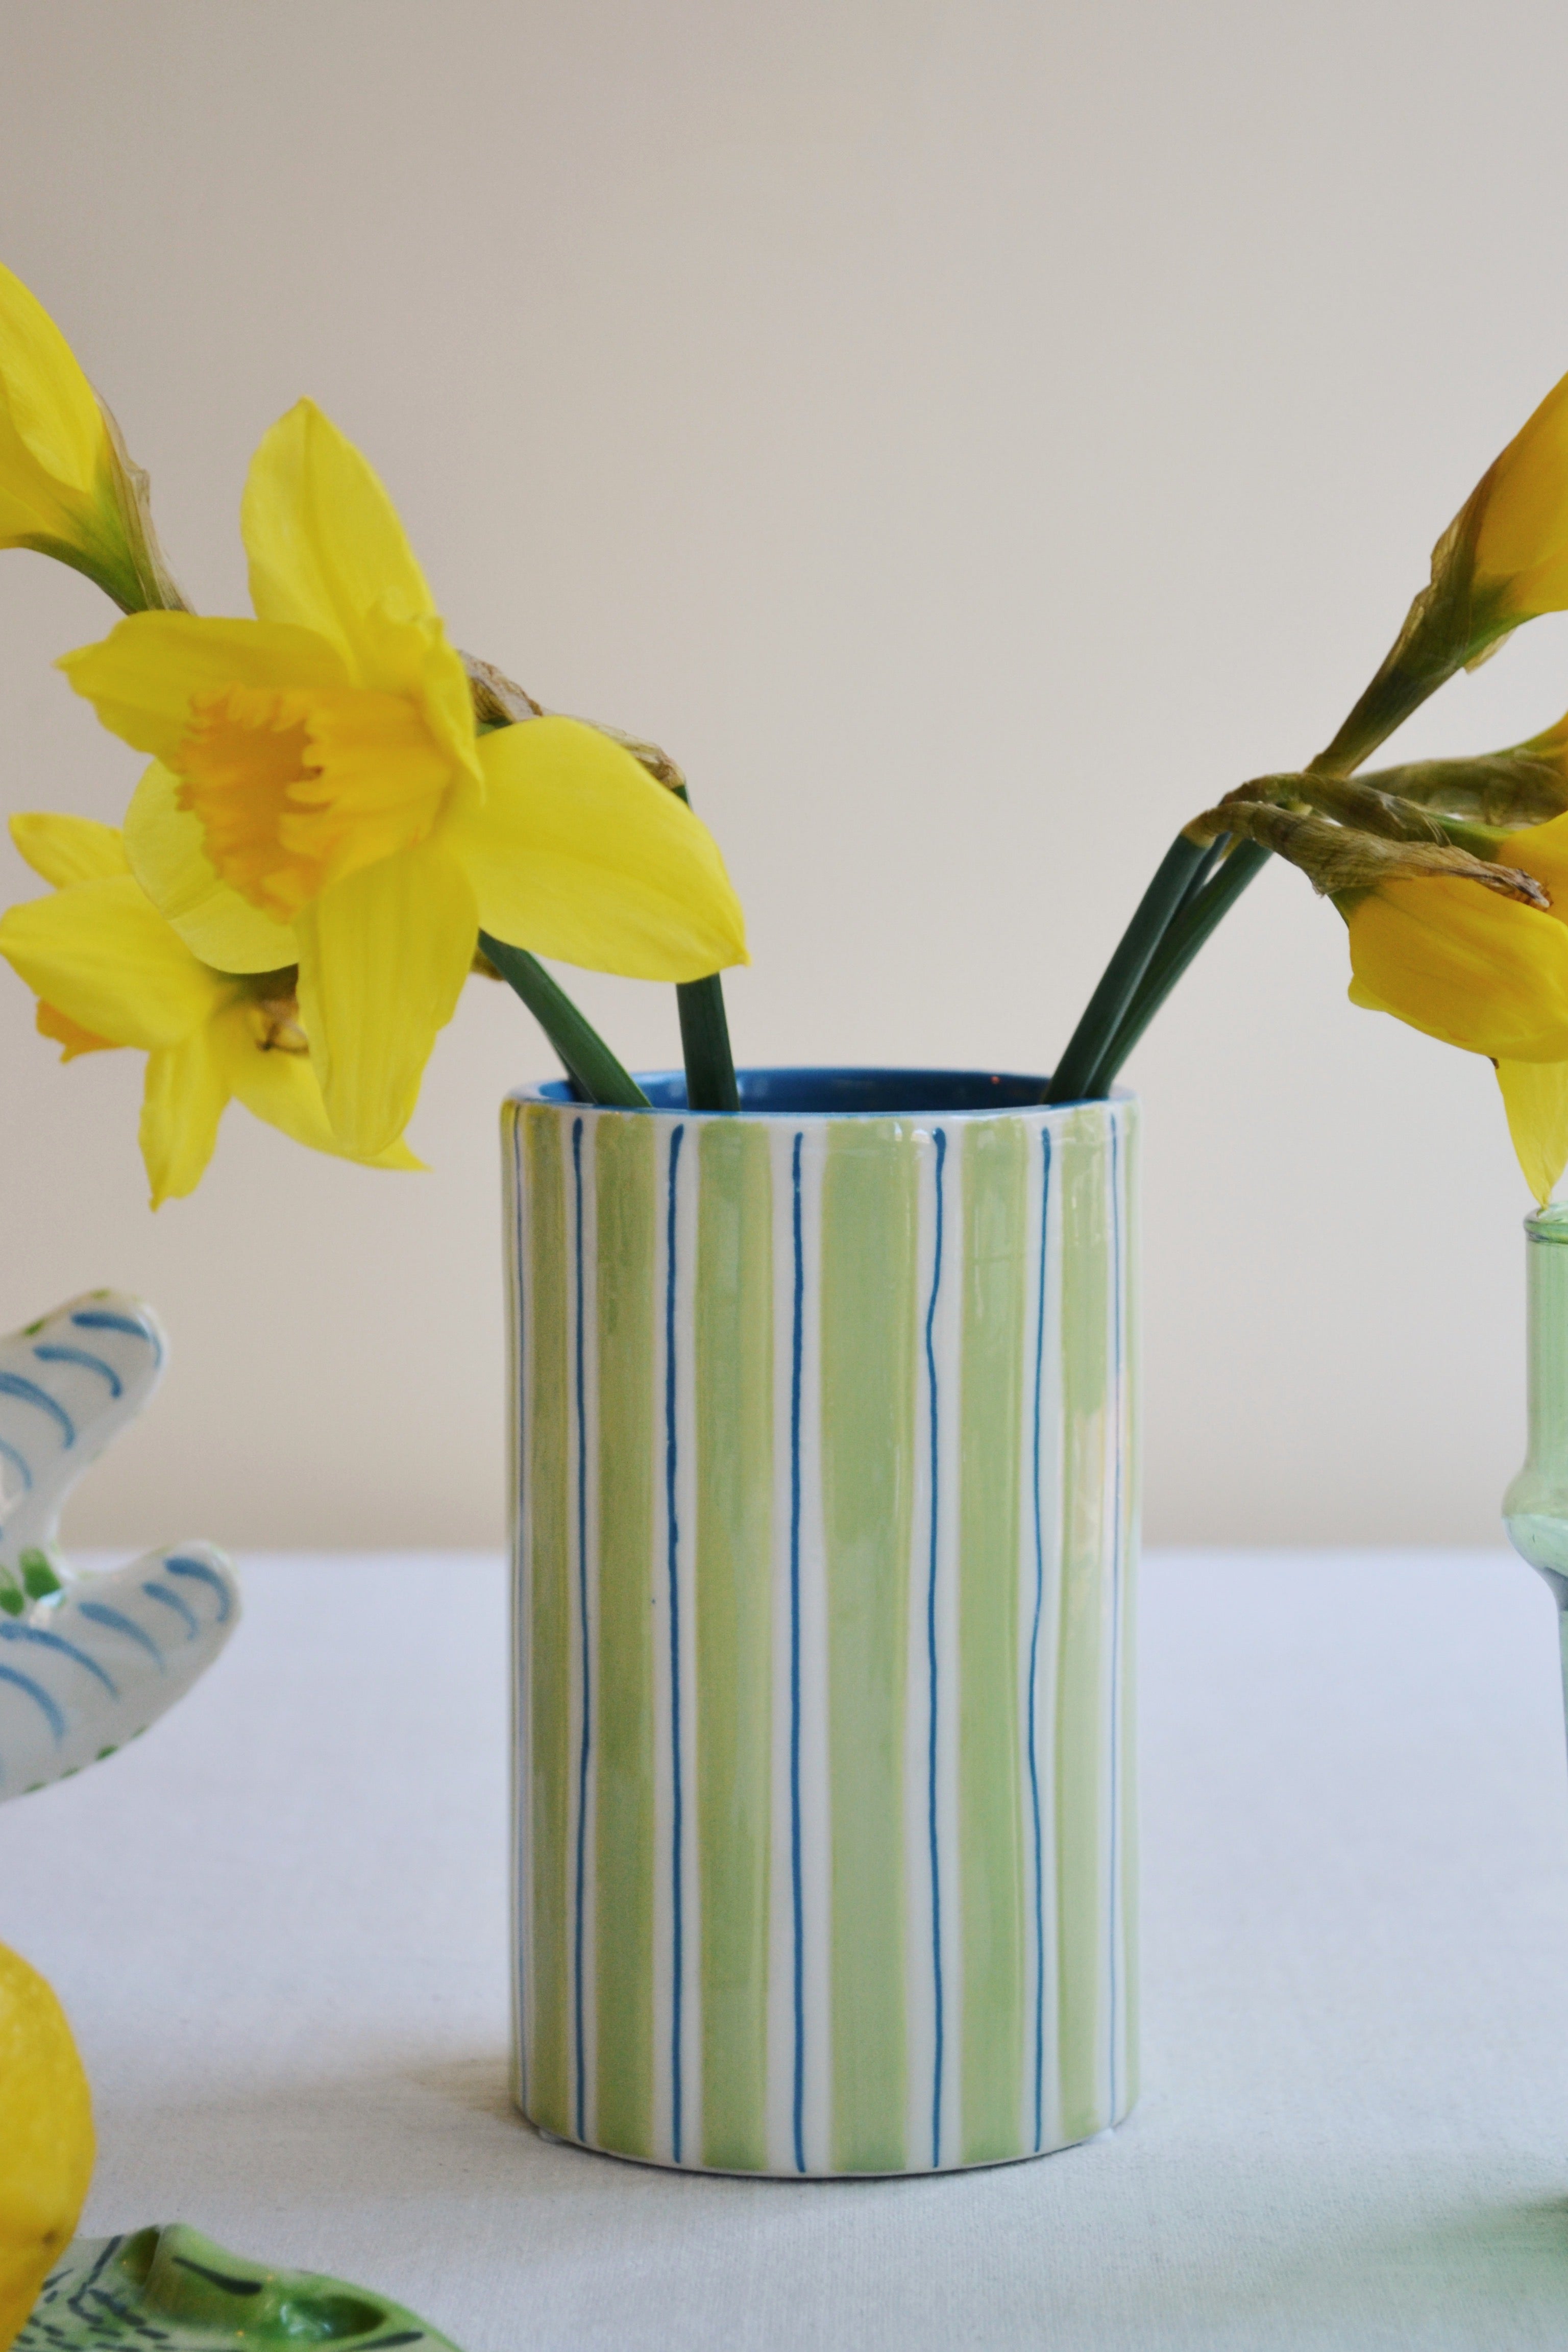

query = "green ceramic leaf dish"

[15,2223,465,2349]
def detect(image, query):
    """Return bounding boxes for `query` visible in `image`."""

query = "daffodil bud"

[0,262,184,614]
[1321,372,1568,776]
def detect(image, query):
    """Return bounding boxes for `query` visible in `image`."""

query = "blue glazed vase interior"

[535,1067,1058,1116]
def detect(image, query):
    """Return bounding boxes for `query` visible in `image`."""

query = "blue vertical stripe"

[789,1129,806,2176]
[665,1121,687,2162]
[571,1115,591,2144]
[1107,1110,1122,2121]
[1027,1126,1052,2150]
[923,1127,947,2169]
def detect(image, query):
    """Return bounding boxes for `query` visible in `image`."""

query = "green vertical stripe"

[1055,1108,1113,2142]
[958,1118,1030,2163]
[526,1104,572,2137]
[593,1114,657,2157]
[821,1120,918,2172]
[1116,1110,1139,2114]
[695,1121,775,2170]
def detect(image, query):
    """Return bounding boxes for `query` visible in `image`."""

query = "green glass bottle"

[1504,1209,1568,1662]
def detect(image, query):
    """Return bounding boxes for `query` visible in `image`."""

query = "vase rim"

[1527,1203,1568,1241]
[508,1065,1135,1120]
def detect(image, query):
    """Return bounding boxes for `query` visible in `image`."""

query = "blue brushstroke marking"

[0,1435,31,1493]
[33,1343,122,1398]
[1028,1126,1053,2150]
[77,1602,164,1670]
[923,1127,947,2169]
[164,1556,231,1622]
[71,1307,161,1365]
[665,1120,687,2163]
[0,1618,117,1697]
[0,1374,75,1448]
[0,1660,65,1742]
[142,1580,199,1639]
[789,1129,806,2175]
[1107,1112,1123,2122]
[512,1110,528,2110]
[571,1115,591,2146]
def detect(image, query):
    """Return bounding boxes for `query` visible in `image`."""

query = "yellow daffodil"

[1324,369,1568,774]
[0,262,181,613]
[0,812,419,1207]
[58,400,747,1156]
[1345,811,1568,1200]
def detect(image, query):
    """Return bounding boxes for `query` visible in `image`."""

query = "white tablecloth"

[9,1550,1568,2351]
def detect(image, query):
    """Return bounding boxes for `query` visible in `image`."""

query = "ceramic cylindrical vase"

[502,1068,1138,2176]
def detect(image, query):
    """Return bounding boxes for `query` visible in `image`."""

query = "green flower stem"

[676,975,741,1111]
[670,782,740,1112]
[1044,834,1211,1105]
[1172,830,1230,916]
[1085,840,1271,1093]
[478,930,651,1109]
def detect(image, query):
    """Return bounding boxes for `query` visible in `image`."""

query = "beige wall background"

[1,0,1564,1553]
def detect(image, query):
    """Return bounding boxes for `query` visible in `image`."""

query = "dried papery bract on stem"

[1358,721,1568,831]
[1184,791,1550,908]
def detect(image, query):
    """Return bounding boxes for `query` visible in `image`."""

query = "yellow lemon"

[0,1942,93,2351]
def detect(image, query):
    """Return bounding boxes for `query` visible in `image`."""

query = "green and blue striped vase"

[502,1068,1138,2176]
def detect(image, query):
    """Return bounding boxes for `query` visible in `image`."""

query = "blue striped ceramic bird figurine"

[0,1291,239,1801]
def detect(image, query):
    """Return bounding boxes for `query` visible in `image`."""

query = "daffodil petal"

[59,612,349,762]
[140,1027,230,1208]
[0,259,116,550]
[0,874,224,1049]
[451,717,749,980]
[295,840,475,1157]
[124,760,298,973]
[212,1003,423,1169]
[1345,878,1568,1062]
[37,1000,118,1059]
[0,263,106,497]
[242,400,437,663]
[10,811,128,886]
[1497,1059,1568,1205]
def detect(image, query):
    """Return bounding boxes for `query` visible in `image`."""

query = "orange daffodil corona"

[57,399,747,1159]
[0,813,420,1206]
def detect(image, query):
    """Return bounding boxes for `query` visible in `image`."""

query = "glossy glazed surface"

[0,1291,239,1800]
[504,1072,1139,2175]
[17,2226,462,2348]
